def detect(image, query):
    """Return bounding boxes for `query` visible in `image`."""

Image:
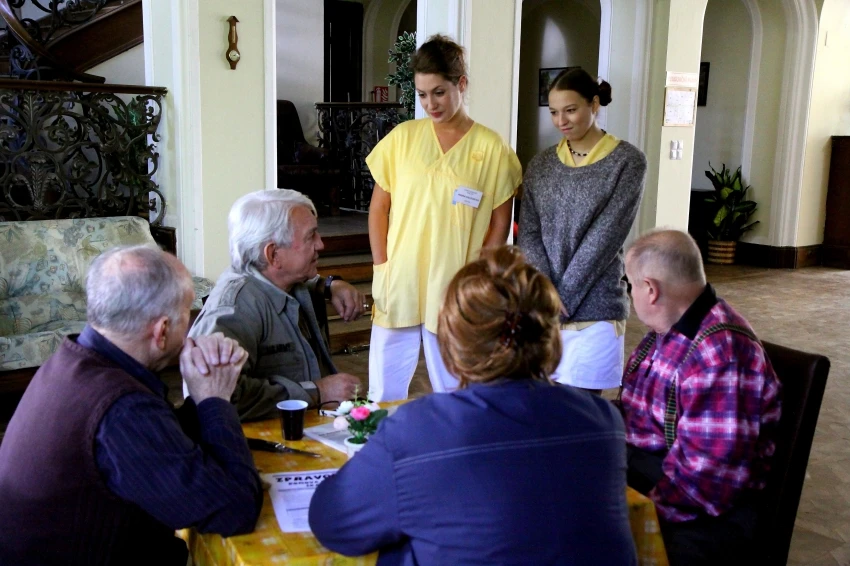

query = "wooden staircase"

[318,227,374,354]
[0,0,143,80]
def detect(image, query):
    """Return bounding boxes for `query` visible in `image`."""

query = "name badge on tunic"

[452,186,483,209]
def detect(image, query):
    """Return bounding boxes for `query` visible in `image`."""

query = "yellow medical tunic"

[366,118,522,333]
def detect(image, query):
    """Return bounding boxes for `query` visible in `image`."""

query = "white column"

[414,0,469,119]
[143,0,275,278]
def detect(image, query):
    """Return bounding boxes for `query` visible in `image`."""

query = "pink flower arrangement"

[350,406,371,421]
[332,395,388,444]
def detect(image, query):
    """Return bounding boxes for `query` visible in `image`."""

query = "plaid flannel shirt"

[621,285,782,522]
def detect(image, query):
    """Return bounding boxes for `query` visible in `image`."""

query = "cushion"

[0,322,87,371]
[0,217,156,299]
[0,292,87,337]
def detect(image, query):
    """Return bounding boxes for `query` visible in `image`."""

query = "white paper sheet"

[303,422,351,454]
[263,469,338,532]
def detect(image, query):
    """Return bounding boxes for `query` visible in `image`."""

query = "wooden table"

[181,408,668,566]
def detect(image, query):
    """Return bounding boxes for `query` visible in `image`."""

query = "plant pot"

[344,437,366,458]
[707,240,737,265]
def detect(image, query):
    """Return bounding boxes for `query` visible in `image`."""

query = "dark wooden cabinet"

[823,136,850,268]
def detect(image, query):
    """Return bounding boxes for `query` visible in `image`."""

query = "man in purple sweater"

[0,245,263,565]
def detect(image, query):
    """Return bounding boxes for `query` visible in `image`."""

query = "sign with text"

[666,72,699,89]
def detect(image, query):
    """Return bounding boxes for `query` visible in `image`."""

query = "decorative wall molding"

[173,0,203,275]
[740,0,762,188]
[142,0,204,273]
[597,0,612,131]
[769,0,818,247]
[264,0,277,191]
[414,0,427,119]
[509,0,522,149]
[362,0,383,101]
[390,0,414,51]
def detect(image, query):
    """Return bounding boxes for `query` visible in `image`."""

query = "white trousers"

[369,325,459,401]
[551,322,625,390]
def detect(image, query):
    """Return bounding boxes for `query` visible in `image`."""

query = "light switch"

[670,140,677,151]
[670,149,677,160]
[676,149,683,160]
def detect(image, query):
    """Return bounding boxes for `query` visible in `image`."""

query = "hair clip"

[500,310,524,348]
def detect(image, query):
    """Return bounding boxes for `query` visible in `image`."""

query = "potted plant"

[333,394,389,457]
[703,163,760,264]
[387,31,417,120]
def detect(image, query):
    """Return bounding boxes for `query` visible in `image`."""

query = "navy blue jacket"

[309,380,638,565]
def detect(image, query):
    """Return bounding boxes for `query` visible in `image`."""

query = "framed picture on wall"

[698,62,710,106]
[539,66,580,106]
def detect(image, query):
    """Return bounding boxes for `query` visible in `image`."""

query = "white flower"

[337,400,354,414]
[367,402,381,412]
[333,416,349,431]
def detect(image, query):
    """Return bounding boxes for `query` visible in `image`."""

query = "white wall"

[85,44,146,85]
[145,0,271,277]
[652,0,709,231]
[739,0,785,243]
[516,0,600,166]
[691,0,750,191]
[276,0,324,142]
[797,0,850,245]
[466,0,517,141]
[363,0,412,102]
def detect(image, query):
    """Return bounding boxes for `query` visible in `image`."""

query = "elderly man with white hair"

[0,245,263,566]
[190,189,365,421]
[620,229,781,566]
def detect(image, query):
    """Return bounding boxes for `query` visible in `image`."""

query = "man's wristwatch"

[301,381,320,405]
[324,274,342,300]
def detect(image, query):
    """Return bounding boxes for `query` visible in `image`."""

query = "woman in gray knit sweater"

[518,68,646,392]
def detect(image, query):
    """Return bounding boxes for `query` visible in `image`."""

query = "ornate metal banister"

[0,79,166,224]
[0,0,111,82]
[316,102,403,212]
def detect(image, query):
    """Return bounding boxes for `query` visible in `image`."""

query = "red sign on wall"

[373,86,389,102]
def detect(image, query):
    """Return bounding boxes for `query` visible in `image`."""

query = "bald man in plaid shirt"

[620,230,781,566]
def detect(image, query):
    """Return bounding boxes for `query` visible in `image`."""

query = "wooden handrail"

[0,78,166,95]
[316,102,404,109]
[0,0,106,83]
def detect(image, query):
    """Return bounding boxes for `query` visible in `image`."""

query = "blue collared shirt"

[83,325,262,536]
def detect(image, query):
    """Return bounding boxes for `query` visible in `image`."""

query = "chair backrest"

[277,100,307,165]
[755,341,830,566]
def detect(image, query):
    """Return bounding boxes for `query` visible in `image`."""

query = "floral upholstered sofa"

[0,216,213,374]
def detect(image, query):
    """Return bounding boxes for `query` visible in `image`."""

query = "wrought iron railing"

[0,79,166,224]
[0,0,115,82]
[316,102,403,212]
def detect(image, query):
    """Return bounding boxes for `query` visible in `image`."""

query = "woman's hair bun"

[597,80,613,106]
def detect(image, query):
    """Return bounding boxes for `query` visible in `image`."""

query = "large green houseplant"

[703,163,759,264]
[387,31,416,120]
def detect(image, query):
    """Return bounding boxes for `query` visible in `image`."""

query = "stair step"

[328,316,373,354]
[325,282,373,318]
[318,253,373,283]
[323,233,370,256]
[318,253,373,266]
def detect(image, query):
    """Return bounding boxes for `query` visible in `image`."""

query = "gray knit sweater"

[518,142,647,322]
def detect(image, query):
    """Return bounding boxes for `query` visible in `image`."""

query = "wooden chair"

[754,341,830,565]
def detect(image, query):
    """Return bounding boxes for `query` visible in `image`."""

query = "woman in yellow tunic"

[367,35,522,401]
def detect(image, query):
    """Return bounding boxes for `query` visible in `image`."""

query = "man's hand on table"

[330,280,366,322]
[317,373,361,404]
[181,333,249,403]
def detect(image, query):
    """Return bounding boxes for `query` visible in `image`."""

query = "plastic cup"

[277,399,308,440]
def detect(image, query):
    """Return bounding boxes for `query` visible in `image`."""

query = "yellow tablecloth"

[181,409,668,566]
